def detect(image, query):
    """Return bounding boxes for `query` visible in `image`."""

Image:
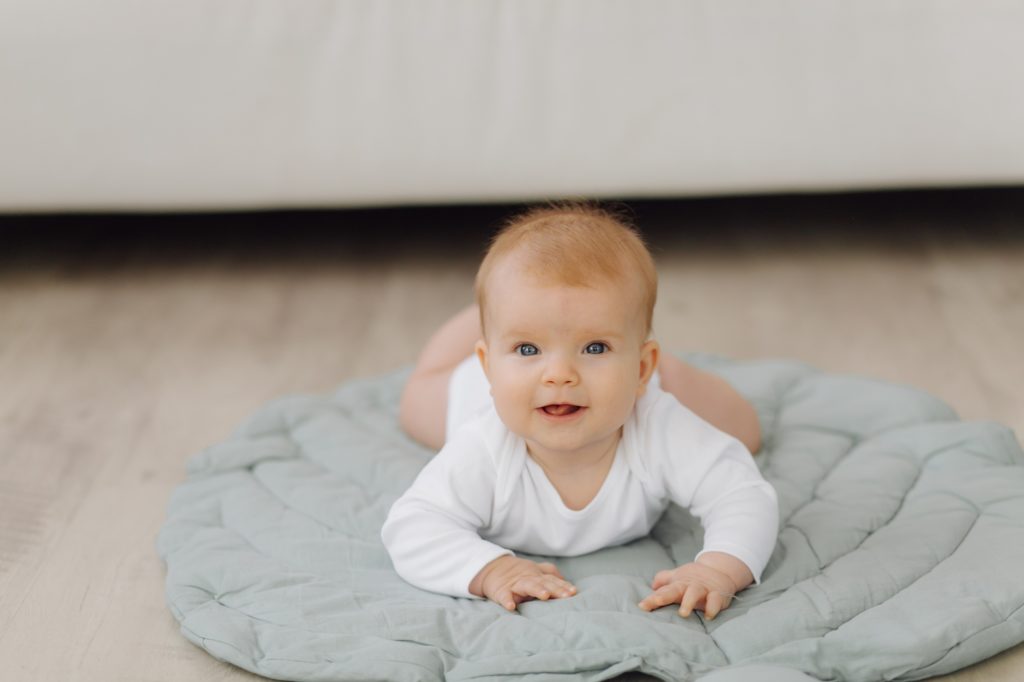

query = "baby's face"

[475,258,658,463]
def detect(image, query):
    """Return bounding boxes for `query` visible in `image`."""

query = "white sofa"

[2,0,1023,212]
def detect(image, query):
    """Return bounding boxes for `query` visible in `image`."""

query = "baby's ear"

[637,340,660,396]
[474,339,489,377]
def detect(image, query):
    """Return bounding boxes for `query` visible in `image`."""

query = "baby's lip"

[538,403,585,417]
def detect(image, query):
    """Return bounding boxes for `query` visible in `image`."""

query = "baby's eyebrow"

[577,330,625,340]
[501,329,625,341]
[502,330,539,340]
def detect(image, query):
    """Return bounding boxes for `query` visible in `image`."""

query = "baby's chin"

[523,425,626,458]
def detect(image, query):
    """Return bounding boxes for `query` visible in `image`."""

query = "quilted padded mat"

[157,355,1024,681]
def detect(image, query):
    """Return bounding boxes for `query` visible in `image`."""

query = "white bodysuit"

[381,356,778,599]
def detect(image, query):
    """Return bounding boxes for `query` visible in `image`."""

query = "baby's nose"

[542,357,579,385]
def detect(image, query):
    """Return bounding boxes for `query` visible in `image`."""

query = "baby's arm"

[382,429,576,607]
[638,394,778,618]
[637,480,775,619]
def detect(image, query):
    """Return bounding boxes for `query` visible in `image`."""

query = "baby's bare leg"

[657,354,762,453]
[399,304,481,450]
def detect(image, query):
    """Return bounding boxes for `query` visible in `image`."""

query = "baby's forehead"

[483,268,647,336]
[488,252,631,291]
[487,267,629,306]
[476,230,657,339]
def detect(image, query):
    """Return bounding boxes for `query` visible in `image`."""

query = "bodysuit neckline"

[522,441,628,517]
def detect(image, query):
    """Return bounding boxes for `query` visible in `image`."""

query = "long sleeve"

[642,391,779,583]
[381,426,513,598]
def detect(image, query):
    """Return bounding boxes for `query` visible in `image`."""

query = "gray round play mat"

[158,355,1024,681]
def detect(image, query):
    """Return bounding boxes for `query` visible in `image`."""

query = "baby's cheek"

[491,392,528,431]
[609,391,640,426]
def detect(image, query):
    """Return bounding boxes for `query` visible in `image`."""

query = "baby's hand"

[638,553,752,620]
[469,555,577,611]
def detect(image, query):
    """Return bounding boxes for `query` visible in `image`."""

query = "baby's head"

[473,203,660,460]
[475,203,657,340]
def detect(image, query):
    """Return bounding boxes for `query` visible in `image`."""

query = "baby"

[383,203,778,619]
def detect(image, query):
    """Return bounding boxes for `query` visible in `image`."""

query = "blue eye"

[516,344,539,356]
[585,342,608,355]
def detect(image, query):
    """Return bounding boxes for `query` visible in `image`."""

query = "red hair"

[475,202,657,337]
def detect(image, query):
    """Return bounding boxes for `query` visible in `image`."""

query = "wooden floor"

[1,189,1022,681]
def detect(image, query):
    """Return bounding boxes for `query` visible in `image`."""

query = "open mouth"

[541,404,582,417]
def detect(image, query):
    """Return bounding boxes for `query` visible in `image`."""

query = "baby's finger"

[638,582,684,611]
[491,585,519,612]
[536,562,565,579]
[678,584,706,618]
[651,569,676,590]
[510,576,544,601]
[704,591,725,620]
[542,575,577,598]
[516,575,562,602]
